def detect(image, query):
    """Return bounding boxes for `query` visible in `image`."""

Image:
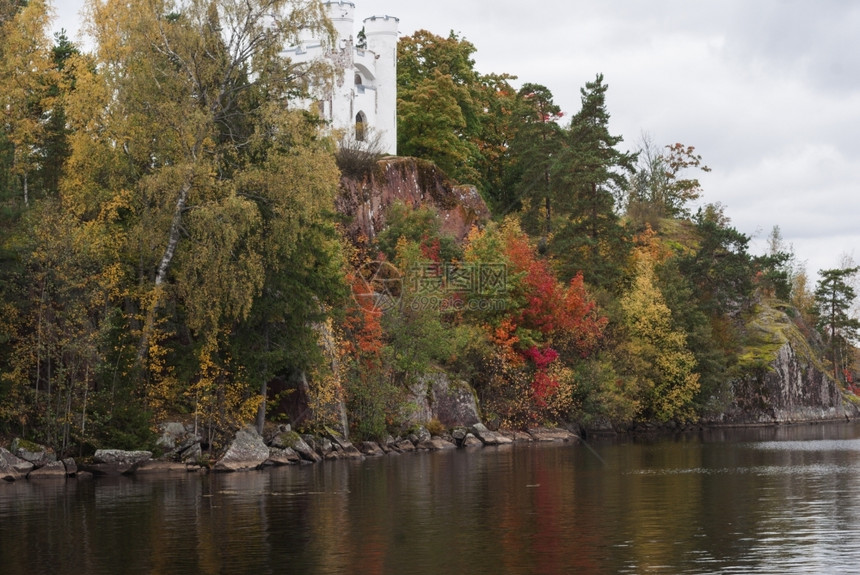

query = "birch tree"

[57,0,343,432]
[0,0,58,207]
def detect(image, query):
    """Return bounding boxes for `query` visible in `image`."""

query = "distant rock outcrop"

[336,157,491,244]
[715,301,860,424]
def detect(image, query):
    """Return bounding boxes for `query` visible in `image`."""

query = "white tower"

[326,1,355,46]
[284,2,399,155]
[363,14,399,155]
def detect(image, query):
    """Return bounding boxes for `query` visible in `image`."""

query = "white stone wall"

[284,1,399,155]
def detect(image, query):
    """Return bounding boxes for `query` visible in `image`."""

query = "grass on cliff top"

[737,297,826,375]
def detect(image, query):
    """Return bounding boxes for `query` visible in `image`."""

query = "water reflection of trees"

[5,433,860,574]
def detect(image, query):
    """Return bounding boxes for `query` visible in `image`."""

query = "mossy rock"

[11,438,45,453]
[737,298,823,374]
[271,430,303,450]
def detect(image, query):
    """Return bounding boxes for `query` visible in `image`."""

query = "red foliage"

[494,229,606,410]
[504,232,607,354]
[420,235,441,263]
[524,345,558,369]
[344,273,385,369]
[531,371,557,406]
[558,273,608,357]
[524,346,559,405]
[504,231,563,334]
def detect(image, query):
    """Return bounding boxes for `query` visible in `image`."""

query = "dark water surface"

[4,423,860,574]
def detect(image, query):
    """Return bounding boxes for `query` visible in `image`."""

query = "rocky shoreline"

[6,411,859,483]
[0,423,581,483]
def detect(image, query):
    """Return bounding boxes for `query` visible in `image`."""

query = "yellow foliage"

[186,333,261,444]
[620,242,700,422]
[142,324,179,422]
[306,316,346,430]
[0,0,58,192]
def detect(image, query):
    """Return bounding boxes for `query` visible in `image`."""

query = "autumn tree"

[6,0,347,446]
[0,0,59,208]
[0,0,104,447]
[463,219,607,426]
[626,135,710,230]
[619,230,699,422]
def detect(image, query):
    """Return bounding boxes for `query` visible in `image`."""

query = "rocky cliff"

[715,300,860,424]
[336,156,491,243]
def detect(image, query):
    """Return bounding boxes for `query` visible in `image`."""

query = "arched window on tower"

[355,111,367,142]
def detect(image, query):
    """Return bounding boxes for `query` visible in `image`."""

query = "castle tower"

[284,2,398,155]
[325,1,355,49]
[363,14,399,155]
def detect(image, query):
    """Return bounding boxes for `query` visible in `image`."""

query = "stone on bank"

[214,426,269,472]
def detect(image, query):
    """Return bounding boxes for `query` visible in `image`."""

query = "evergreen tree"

[550,74,636,288]
[503,83,563,241]
[680,204,756,315]
[814,267,860,381]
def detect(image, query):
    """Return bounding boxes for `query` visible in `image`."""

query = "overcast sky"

[53,0,860,281]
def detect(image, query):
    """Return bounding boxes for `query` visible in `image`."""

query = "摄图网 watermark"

[351,261,507,313]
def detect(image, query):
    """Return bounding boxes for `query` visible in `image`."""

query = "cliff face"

[717,301,860,424]
[336,157,491,243]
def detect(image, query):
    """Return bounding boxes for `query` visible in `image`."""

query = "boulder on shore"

[1,447,33,476]
[470,423,513,446]
[62,458,77,476]
[265,447,302,466]
[462,433,483,447]
[404,373,481,430]
[527,427,579,442]
[416,437,456,451]
[359,442,385,457]
[288,436,322,463]
[81,450,153,475]
[28,460,66,479]
[11,438,55,467]
[214,426,269,472]
[0,454,19,482]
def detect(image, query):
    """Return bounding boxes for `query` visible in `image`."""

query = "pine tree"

[504,83,563,243]
[814,267,860,381]
[550,74,636,288]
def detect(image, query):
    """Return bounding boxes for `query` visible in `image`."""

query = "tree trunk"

[541,167,551,253]
[255,325,270,435]
[136,180,192,363]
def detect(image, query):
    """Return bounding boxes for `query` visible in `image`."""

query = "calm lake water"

[3,423,860,574]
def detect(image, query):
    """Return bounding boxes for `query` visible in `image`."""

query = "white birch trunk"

[137,181,192,362]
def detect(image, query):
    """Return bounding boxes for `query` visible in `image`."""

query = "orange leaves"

[462,220,607,425]
[489,318,523,366]
[557,273,608,357]
[342,273,385,369]
[501,225,607,355]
